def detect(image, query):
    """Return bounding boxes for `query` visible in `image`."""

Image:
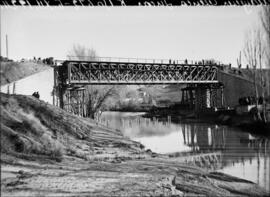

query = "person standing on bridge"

[36,91,40,99]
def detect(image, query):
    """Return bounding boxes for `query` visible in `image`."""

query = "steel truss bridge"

[53,57,227,116]
[56,57,223,85]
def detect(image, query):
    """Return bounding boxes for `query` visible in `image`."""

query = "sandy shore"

[2,152,269,197]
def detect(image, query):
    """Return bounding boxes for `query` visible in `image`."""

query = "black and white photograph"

[1,2,270,196]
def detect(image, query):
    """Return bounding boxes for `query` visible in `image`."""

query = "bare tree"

[67,44,115,119]
[67,44,98,61]
[243,28,265,121]
[260,6,270,62]
[259,6,270,122]
[260,6,270,97]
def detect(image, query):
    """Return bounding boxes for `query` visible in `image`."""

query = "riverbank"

[1,93,269,196]
[142,104,270,137]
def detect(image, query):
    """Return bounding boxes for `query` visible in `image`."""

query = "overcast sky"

[1,6,261,66]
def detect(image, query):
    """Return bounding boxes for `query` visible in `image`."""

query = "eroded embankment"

[1,93,269,196]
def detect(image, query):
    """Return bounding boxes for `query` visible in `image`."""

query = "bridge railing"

[65,56,193,64]
[55,56,226,68]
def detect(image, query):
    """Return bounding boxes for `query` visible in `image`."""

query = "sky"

[0,6,261,66]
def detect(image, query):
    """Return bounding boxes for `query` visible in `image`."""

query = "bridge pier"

[53,64,86,117]
[194,83,224,114]
[195,86,207,112]
[181,86,195,109]
[63,88,86,117]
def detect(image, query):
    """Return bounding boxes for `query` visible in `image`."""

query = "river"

[100,111,270,192]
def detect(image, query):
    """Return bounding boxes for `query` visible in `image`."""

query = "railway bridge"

[53,57,229,116]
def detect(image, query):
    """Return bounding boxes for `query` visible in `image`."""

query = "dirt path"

[1,154,269,197]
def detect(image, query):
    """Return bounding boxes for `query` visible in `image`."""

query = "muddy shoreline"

[2,152,269,197]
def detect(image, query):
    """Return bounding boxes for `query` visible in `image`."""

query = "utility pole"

[6,34,8,58]
[0,13,1,58]
[237,51,242,69]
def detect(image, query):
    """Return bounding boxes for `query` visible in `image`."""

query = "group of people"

[32,91,40,99]
[32,57,54,65]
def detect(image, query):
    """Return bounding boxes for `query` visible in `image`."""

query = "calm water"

[101,111,270,192]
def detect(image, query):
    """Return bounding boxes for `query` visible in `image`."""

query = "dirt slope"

[0,61,50,85]
[1,93,269,196]
[0,93,142,162]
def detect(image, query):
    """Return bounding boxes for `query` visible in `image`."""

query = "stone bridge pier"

[192,83,224,113]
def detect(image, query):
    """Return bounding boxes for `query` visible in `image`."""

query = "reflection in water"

[101,111,270,192]
[182,123,270,192]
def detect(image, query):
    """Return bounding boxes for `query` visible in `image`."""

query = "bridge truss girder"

[63,61,219,85]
